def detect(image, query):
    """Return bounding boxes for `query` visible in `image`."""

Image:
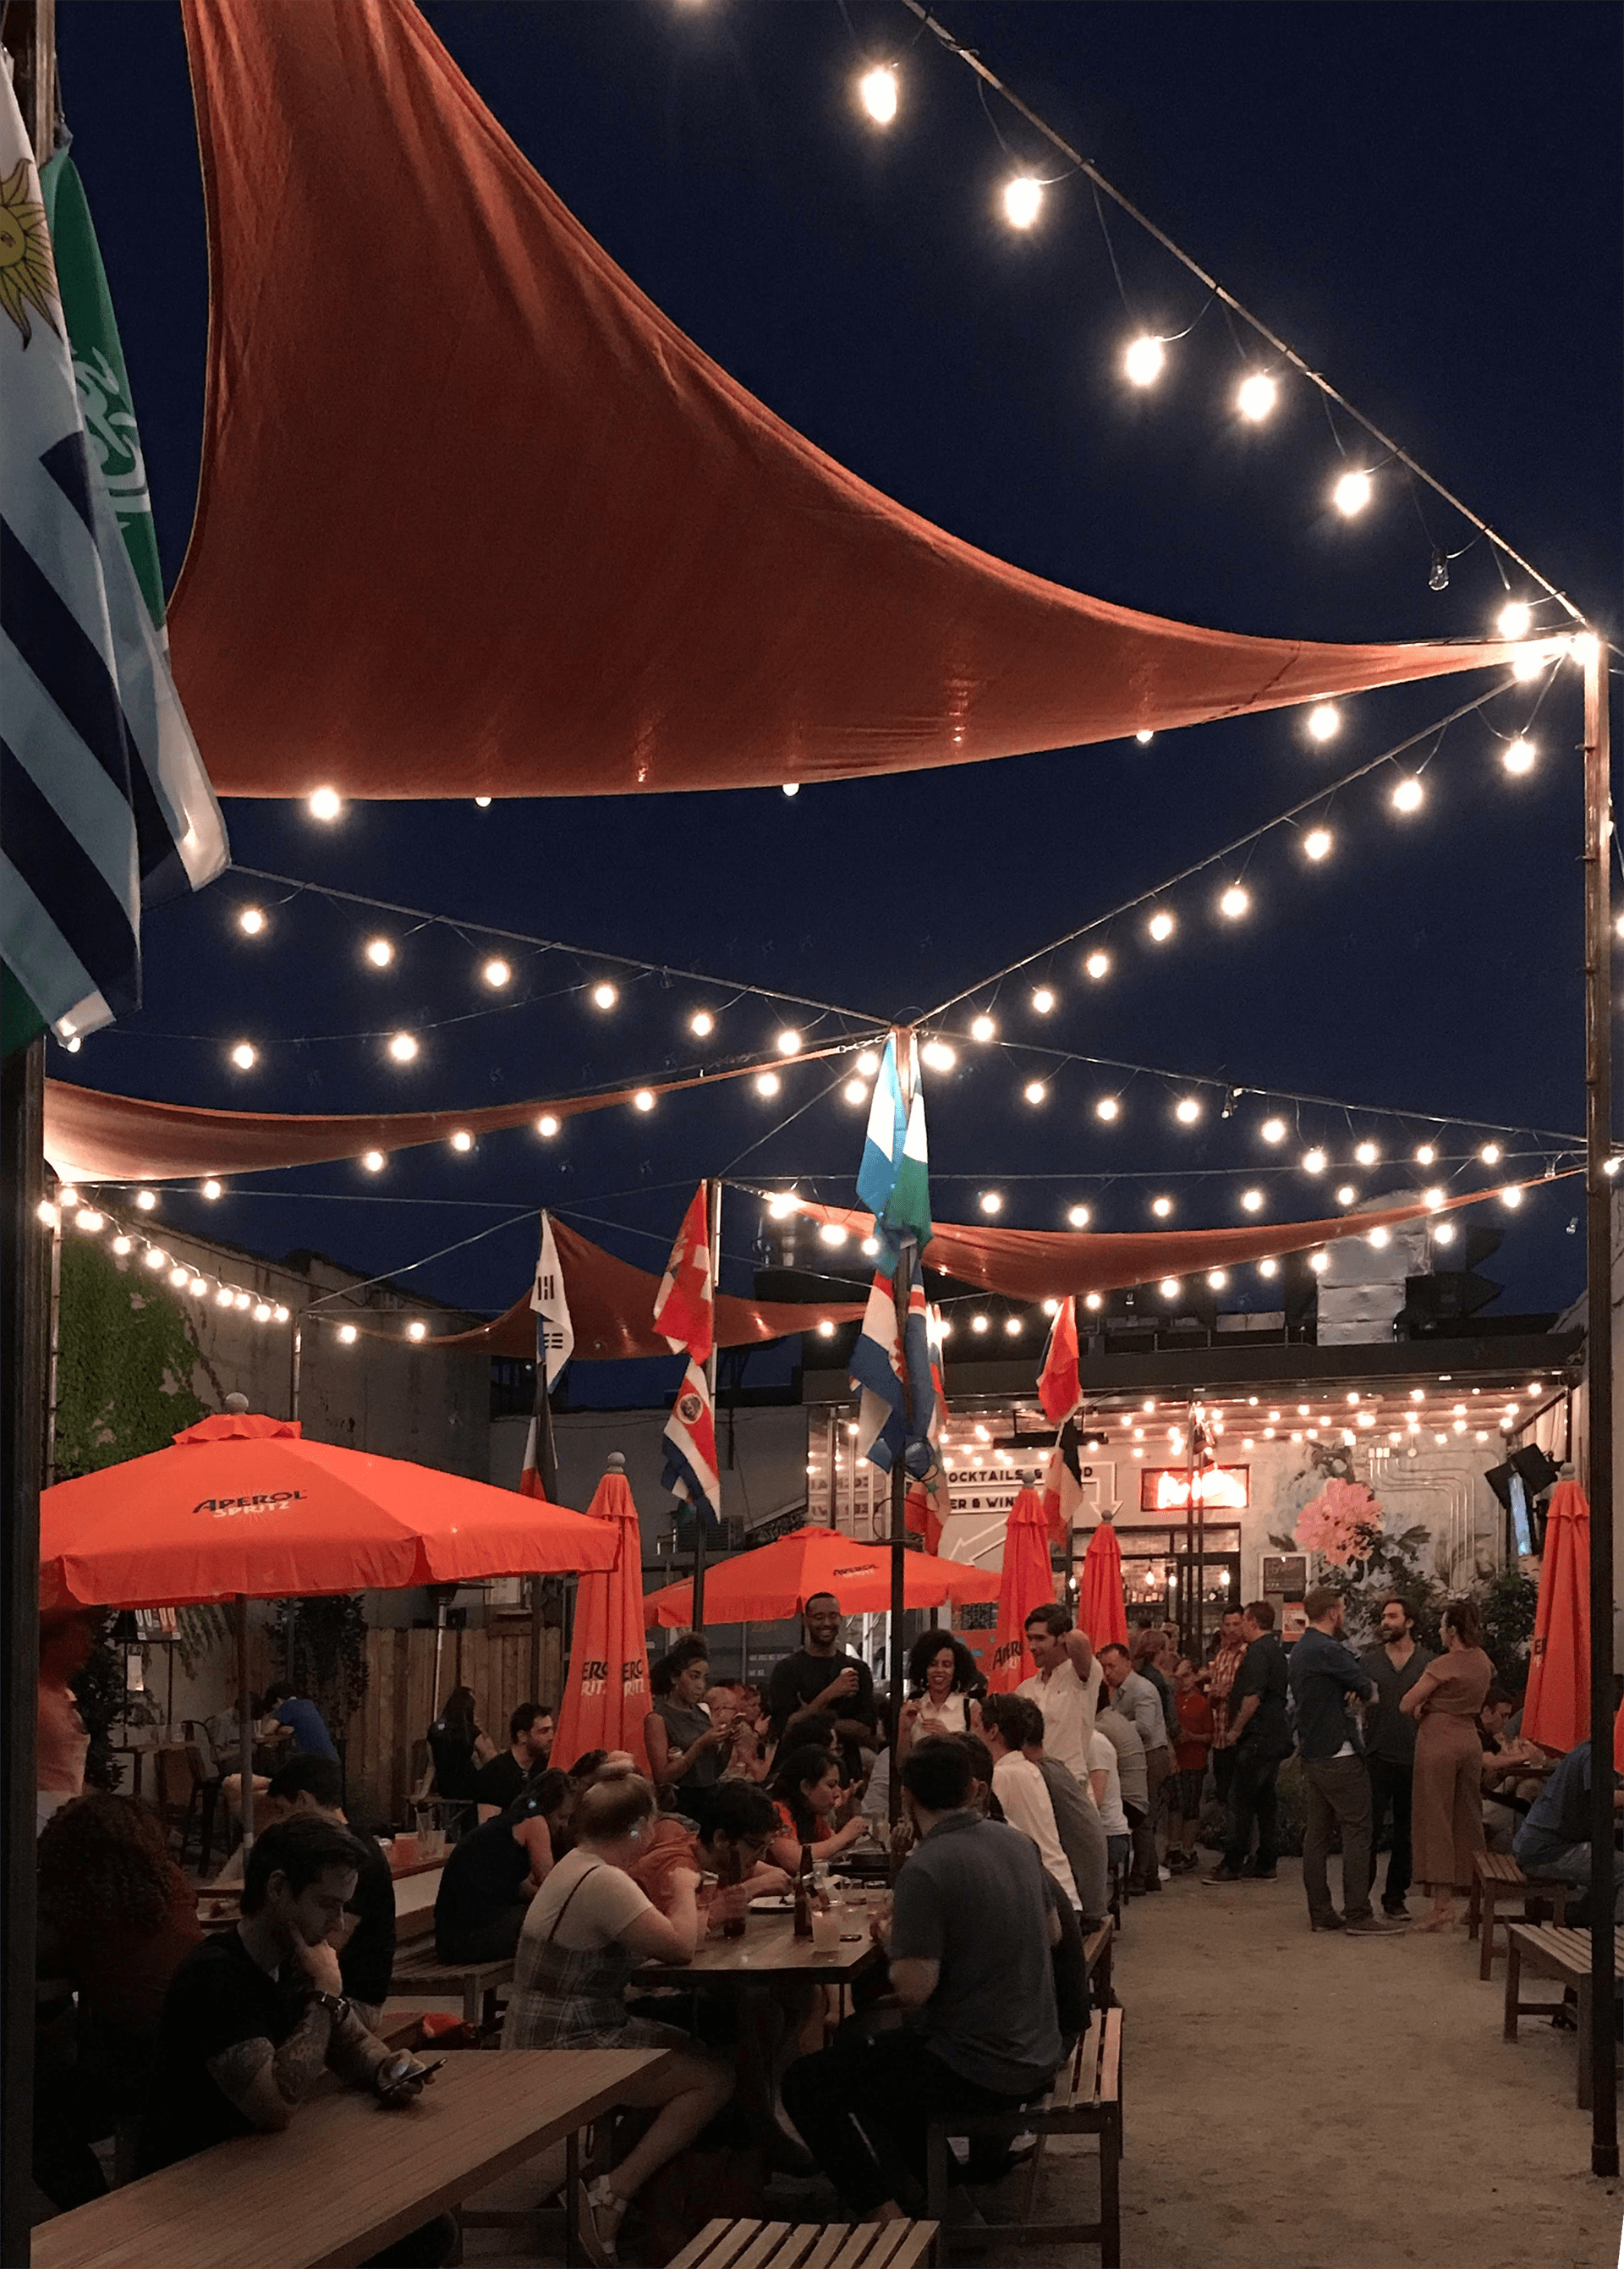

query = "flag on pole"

[904,1303,952,1552]
[0,84,227,1055]
[1037,1294,1082,1426]
[652,1184,715,1364]
[850,1254,935,1479]
[662,1359,721,1537]
[1040,1418,1089,1549]
[518,1212,573,1499]
[855,1031,931,1267]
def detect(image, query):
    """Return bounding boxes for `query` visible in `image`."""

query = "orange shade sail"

[39,1410,617,1611]
[170,0,1510,804]
[989,1489,1057,1693]
[551,1470,651,1774]
[1521,1477,1590,1755]
[1077,1521,1131,1651]
[643,1524,999,1632]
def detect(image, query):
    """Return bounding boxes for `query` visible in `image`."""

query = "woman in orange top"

[1166,1657,1215,1873]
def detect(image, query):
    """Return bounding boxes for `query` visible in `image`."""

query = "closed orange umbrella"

[1078,1518,1130,1651]
[989,1488,1056,1692]
[642,1524,999,1630]
[1522,1478,1590,1753]
[553,1468,652,1773]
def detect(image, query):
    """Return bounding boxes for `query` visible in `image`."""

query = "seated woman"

[434,1767,568,1963]
[502,1774,733,2263]
[767,1743,870,1874]
[628,1780,790,1915]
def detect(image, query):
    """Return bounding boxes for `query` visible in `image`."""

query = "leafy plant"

[270,1595,370,1736]
[1475,1567,1540,1684]
[55,1235,218,1477]
[1269,1517,1443,1649]
[70,1616,153,1791]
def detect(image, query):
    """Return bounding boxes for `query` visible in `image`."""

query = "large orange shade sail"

[989,1489,1057,1692]
[39,1410,617,1611]
[170,0,1511,803]
[551,1470,651,1774]
[1078,1521,1131,1651]
[644,1525,998,1632]
[1522,1478,1590,1754]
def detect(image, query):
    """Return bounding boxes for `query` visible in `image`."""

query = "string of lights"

[38,1187,295,1328]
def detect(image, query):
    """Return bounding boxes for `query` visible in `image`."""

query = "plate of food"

[747,1893,796,1913]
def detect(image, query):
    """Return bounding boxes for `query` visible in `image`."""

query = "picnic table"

[392,1863,442,1942]
[635,1904,885,1991]
[31,2046,668,2269]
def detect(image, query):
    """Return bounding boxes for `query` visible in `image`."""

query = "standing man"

[1091,1701,1149,1898]
[1195,1608,1249,1814]
[474,1701,555,1822]
[1359,1596,1434,1918]
[977,1694,1080,1913]
[1204,1601,1290,1886]
[766,1593,878,1781]
[1017,1603,1101,1789]
[1099,1643,1173,1893]
[1287,1588,1403,1936]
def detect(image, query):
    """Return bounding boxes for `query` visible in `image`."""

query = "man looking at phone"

[140,1816,454,2266]
[767,1593,877,1781]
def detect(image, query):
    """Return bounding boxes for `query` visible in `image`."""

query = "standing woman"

[1401,1599,1495,1930]
[426,1685,495,1842]
[645,1637,732,1816]
[897,1629,981,1751]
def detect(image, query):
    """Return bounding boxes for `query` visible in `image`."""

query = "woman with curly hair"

[35,1793,201,2205]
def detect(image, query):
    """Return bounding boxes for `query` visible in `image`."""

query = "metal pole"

[693,1178,721,1632]
[289,1318,303,1423]
[887,1035,915,1831]
[1582,637,1616,2177]
[235,1593,255,1850]
[0,1036,45,2267]
[43,1185,61,1485]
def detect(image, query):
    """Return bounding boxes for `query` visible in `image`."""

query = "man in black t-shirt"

[473,1700,555,1822]
[238,1752,397,2023]
[140,1816,453,2267]
[1204,1601,1292,1886]
[765,1594,877,1778]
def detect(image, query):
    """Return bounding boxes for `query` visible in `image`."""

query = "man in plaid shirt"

[1197,1608,1249,1812]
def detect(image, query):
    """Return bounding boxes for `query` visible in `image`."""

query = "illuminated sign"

[1141,1466,1249,1512]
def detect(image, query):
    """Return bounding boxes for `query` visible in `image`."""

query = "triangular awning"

[172,0,1512,800]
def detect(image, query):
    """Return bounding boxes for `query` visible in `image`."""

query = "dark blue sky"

[51,2,1622,1391]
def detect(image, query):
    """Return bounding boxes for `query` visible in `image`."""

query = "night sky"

[48,2,1622,1404]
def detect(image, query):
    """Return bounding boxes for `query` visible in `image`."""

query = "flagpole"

[887,1034,915,1830]
[692,1178,721,1633]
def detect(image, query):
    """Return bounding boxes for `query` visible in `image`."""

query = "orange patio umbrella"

[552,1466,653,1774]
[641,1523,1000,1631]
[1522,1477,1590,1754]
[989,1488,1057,1693]
[1077,1517,1131,1651]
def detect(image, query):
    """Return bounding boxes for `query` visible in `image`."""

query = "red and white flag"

[1040,1420,1088,1548]
[663,1358,721,1536]
[652,1184,714,1362]
[1037,1295,1081,1426]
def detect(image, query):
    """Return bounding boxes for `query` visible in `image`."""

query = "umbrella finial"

[605,1451,627,1474]
[1099,1502,1118,1525]
[223,1393,250,1414]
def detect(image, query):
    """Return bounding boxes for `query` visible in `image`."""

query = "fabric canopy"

[643,1524,1000,1630]
[41,1048,842,1184]
[432,1219,864,1364]
[551,1470,651,1774]
[170,0,1511,803]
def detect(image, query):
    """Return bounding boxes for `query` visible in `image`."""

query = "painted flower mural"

[1296,1476,1384,1568]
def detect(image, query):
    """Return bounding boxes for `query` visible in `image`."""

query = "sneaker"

[1244,1867,1279,1883]
[1310,1913,1347,1931]
[1345,1914,1407,1937]
[1381,1901,1409,1918]
[1202,1867,1248,1885]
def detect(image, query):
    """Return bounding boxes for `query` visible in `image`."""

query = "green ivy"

[55,1234,219,1479]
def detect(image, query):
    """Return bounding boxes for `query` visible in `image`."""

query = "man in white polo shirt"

[1017,1603,1102,1788]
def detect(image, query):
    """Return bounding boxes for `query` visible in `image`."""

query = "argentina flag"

[0,80,226,1048]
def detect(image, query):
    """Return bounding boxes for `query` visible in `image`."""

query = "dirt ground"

[458,1853,1624,2268]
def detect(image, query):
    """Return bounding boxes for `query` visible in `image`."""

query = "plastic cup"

[811,1907,842,1953]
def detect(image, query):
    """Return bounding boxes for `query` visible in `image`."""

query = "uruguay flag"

[662,1356,721,1537]
[850,1254,935,1479]
[855,1031,931,1268]
[0,81,226,1047]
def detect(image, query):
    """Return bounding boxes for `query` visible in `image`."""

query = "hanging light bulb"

[1084,1290,1103,1310]
[1067,1204,1091,1228]
[1429,547,1450,592]
[843,1078,868,1106]
[1259,1118,1287,1144]
[755,1072,781,1097]
[1218,884,1249,919]
[858,64,898,122]
[1433,1221,1456,1246]
[1207,1269,1228,1289]
[1503,737,1536,775]
[238,906,266,936]
[1307,704,1340,743]
[633,1089,656,1113]
[77,1211,105,1233]
[1237,371,1277,421]
[1004,1316,1023,1337]
[308,788,343,821]
[1151,1196,1173,1218]
[1147,910,1174,942]
[690,1010,715,1037]
[144,1247,167,1272]
[1159,1276,1181,1298]
[214,1284,233,1307]
[1336,1184,1357,1206]
[856,1050,881,1076]
[189,1276,208,1296]
[921,1040,956,1071]
[1479,1142,1501,1165]
[1241,1189,1264,1211]
[1030,987,1055,1014]
[1501,1184,1523,1209]
[1332,470,1373,516]
[337,1323,358,1344]
[819,1222,848,1248]
[361,1150,386,1172]
[1175,1096,1201,1124]
[1391,777,1424,813]
[979,1191,1003,1216]
[781,782,799,797]
[1084,951,1110,981]
[1259,1257,1278,1278]
[449,1130,473,1152]
[1497,600,1533,640]
[1415,1144,1436,1166]
[200,1178,223,1201]
[474,796,492,809]
[860,1236,880,1256]
[481,958,512,987]
[1024,1080,1047,1106]
[1355,1141,1379,1165]
[1134,729,1155,746]
[970,1014,996,1042]
[1302,1148,1327,1173]
[134,1189,157,1211]
[111,1233,133,1255]
[1003,176,1043,228]
[536,1113,560,1139]
[1123,334,1166,387]
[766,1192,799,1220]
[229,1041,257,1070]
[387,1032,418,1062]
[365,937,394,968]
[591,981,617,1010]
[1510,645,1549,683]
[1309,1250,1330,1273]
[1369,1226,1391,1248]
[776,1029,803,1056]
[254,1302,272,1323]
[1095,1096,1121,1122]
[1304,827,1333,860]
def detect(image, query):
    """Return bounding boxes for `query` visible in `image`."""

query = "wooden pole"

[692,1178,721,1632]
[1582,636,1616,2177]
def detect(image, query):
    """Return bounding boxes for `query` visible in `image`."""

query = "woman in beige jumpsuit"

[1401,1598,1495,1930]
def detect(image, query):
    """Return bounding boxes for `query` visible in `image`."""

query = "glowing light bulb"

[1218,884,1249,919]
[819,1222,848,1247]
[388,1032,418,1062]
[482,958,511,987]
[1369,1226,1391,1248]
[1333,470,1372,516]
[979,1191,1003,1216]
[189,1277,208,1296]
[1433,1222,1456,1246]
[1501,1184,1522,1209]
[144,1247,166,1271]
[766,1193,799,1220]
[1355,1141,1379,1166]
[1147,911,1174,942]
[1242,1189,1264,1211]
[1309,1250,1330,1272]
[201,1179,222,1200]
[1160,1277,1181,1298]
[860,1236,880,1257]
[970,1014,996,1042]
[1260,1118,1287,1144]
[755,1072,780,1097]
[859,63,897,122]
[238,906,265,936]
[36,1200,58,1228]
[1304,827,1333,860]
[1031,987,1055,1014]
[1024,1081,1047,1106]
[817,1319,836,1339]
[361,1150,387,1173]
[450,1130,473,1152]
[776,1029,803,1056]
[135,1190,156,1211]
[406,1319,428,1342]
[633,1089,656,1113]
[1510,646,1546,682]
[1424,1187,1446,1211]
[843,1079,867,1106]
[337,1323,358,1344]
[971,1315,989,1334]
[1123,334,1166,387]
[690,1010,715,1037]
[1084,951,1110,981]
[230,1041,257,1070]
[112,1234,133,1255]
[77,1211,105,1233]
[1084,1291,1102,1310]
[1259,1257,1278,1278]
[856,1050,880,1076]
[62,1037,80,1053]
[1237,371,1277,421]
[1503,738,1535,774]
[1307,704,1340,743]
[1497,601,1533,640]
[214,1285,232,1307]
[1003,175,1042,228]
[308,788,342,821]
[474,796,492,808]
[921,1041,956,1071]
[1095,1096,1120,1122]
[1151,1196,1172,1219]
[1175,1096,1201,1124]
[1207,1269,1228,1289]
[536,1114,560,1139]
[1067,1205,1091,1228]
[591,982,617,1010]
[1302,1149,1326,1173]
[1391,777,1424,813]
[1004,1316,1023,1337]
[365,937,393,968]
[1336,1185,1356,1206]
[1415,1144,1435,1166]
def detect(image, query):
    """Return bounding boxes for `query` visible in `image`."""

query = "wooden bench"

[1469,1851,1570,1980]
[1503,1924,1624,2108]
[1083,1918,1115,2008]
[388,1946,513,2028]
[924,2007,1122,2263]
[667,2218,939,2269]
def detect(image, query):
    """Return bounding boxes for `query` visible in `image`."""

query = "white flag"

[529,1211,574,1385]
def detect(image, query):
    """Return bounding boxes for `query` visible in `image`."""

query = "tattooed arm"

[204,2002,335,2134]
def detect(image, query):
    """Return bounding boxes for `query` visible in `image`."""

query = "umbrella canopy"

[552,1470,651,1773]
[1078,1521,1131,1651]
[39,1410,618,1610]
[989,1490,1057,1693]
[1522,1478,1590,1753]
[642,1524,999,1631]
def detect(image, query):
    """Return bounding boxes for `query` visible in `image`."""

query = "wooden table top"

[639,1909,884,1988]
[392,1865,442,1941]
[32,2046,668,2269]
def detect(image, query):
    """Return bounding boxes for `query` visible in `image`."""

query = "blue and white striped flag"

[849,1250,936,1478]
[0,82,226,1047]
[855,1030,931,1270]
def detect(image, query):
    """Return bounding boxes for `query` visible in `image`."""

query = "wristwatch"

[310,1990,351,2027]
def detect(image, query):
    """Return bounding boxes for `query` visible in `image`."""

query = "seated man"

[782,1741,1063,2220]
[435,1769,563,1963]
[474,1701,555,1823]
[139,1816,453,2268]
[977,1693,1080,1914]
[1014,1694,1109,1929]
[1513,1739,1624,1921]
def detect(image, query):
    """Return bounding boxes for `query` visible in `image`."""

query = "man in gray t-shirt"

[782,1741,1062,2217]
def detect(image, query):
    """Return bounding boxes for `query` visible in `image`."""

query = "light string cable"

[889,0,1590,629]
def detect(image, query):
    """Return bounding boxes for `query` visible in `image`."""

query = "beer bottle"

[793,1843,814,1940]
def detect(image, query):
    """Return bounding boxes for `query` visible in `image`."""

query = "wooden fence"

[342,1620,564,1829]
